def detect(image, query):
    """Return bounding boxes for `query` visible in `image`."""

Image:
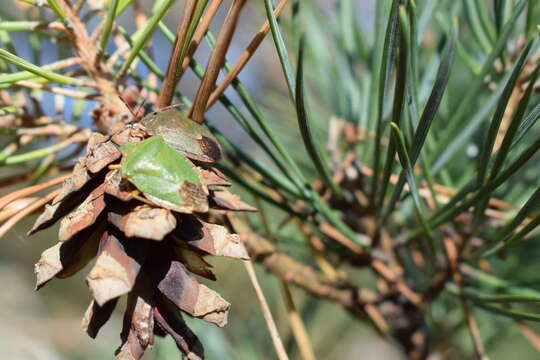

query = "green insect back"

[141,108,222,162]
[119,136,208,213]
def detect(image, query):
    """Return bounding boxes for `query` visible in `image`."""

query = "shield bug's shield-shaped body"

[119,136,209,213]
[141,109,222,163]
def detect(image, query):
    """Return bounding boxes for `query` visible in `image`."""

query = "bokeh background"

[1,0,540,359]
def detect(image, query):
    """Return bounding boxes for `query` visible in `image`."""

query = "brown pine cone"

[30,111,254,360]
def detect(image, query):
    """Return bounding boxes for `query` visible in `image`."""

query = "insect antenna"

[118,95,146,122]
[157,103,183,112]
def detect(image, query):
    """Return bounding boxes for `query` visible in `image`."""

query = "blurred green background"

[2,0,540,358]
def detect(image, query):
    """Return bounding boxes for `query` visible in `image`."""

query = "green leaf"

[482,185,540,256]
[473,0,496,43]
[215,164,301,217]
[470,40,536,228]
[371,0,402,204]
[462,287,540,303]
[514,101,540,147]
[0,21,49,32]
[115,0,175,79]
[461,265,540,297]
[408,135,540,239]
[494,0,510,33]
[377,3,408,211]
[263,0,296,100]
[431,0,527,167]
[120,136,208,213]
[295,37,342,197]
[116,0,134,16]
[209,125,303,199]
[0,48,82,86]
[383,17,457,220]
[200,29,308,191]
[175,0,209,80]
[97,0,120,60]
[339,0,366,60]
[417,0,440,39]
[475,302,540,322]
[46,0,67,23]
[463,0,491,53]
[475,40,534,189]
[430,67,513,173]
[496,213,540,251]
[491,61,540,177]
[118,26,165,78]
[526,0,539,37]
[0,106,19,116]
[390,123,435,254]
[201,22,362,247]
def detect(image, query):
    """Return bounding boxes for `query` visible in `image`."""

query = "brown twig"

[298,221,340,281]
[0,56,82,74]
[157,0,199,109]
[236,218,390,336]
[462,300,490,360]
[13,80,100,99]
[206,0,290,109]
[516,321,540,352]
[0,197,38,223]
[443,238,490,360]
[319,222,366,255]
[3,130,89,165]
[11,124,77,137]
[56,0,126,112]
[281,281,316,360]
[0,189,60,238]
[243,260,290,360]
[319,222,422,307]
[180,0,224,75]
[0,174,68,211]
[190,0,246,123]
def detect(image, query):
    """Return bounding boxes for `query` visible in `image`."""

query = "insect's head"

[118,94,184,125]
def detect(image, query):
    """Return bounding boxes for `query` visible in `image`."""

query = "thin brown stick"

[319,222,422,307]
[357,164,518,212]
[157,0,199,108]
[0,198,38,223]
[444,238,489,360]
[234,217,386,336]
[0,174,68,211]
[297,222,339,281]
[516,321,540,352]
[106,33,130,70]
[206,0,289,109]
[319,222,366,255]
[11,124,77,137]
[243,260,290,360]
[281,281,316,360]
[3,56,82,74]
[3,130,89,166]
[0,189,60,238]
[73,0,85,14]
[253,199,318,359]
[180,0,224,75]
[13,80,99,99]
[364,303,389,333]
[462,300,490,360]
[56,0,126,112]
[190,0,246,123]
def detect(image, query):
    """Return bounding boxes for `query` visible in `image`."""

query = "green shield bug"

[141,108,222,162]
[119,135,209,213]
